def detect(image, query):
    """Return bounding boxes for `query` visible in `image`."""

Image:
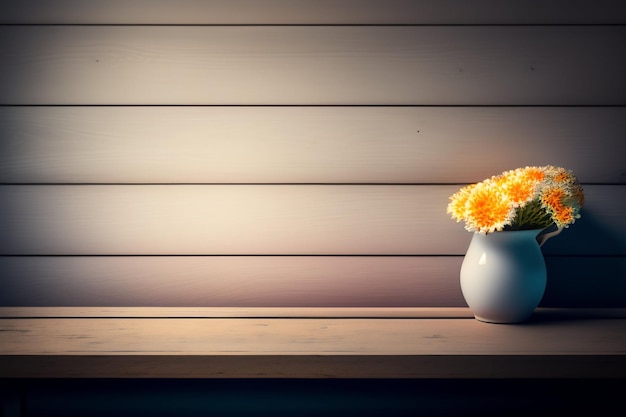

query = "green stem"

[508,200,553,230]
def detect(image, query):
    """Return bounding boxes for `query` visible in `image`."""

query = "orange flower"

[552,205,576,227]
[447,165,583,233]
[540,185,581,228]
[554,171,572,183]
[518,166,546,183]
[500,168,541,207]
[544,165,577,184]
[463,181,515,234]
[540,186,567,211]
[447,183,477,223]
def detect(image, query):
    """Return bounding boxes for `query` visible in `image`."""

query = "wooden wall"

[0,0,625,308]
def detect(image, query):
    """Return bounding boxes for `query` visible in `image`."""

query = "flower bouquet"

[448,165,585,323]
[447,165,584,234]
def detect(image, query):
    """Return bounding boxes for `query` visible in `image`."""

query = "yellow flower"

[553,206,576,227]
[499,168,541,207]
[463,180,516,233]
[447,183,477,223]
[447,165,583,233]
[540,183,583,228]
[519,166,546,183]
[540,185,567,211]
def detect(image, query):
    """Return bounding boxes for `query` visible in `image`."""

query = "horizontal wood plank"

[0,256,624,308]
[2,107,624,184]
[1,316,625,356]
[0,307,474,318]
[2,307,625,319]
[1,26,624,105]
[1,0,625,24]
[0,256,465,307]
[0,185,623,256]
[2,309,624,377]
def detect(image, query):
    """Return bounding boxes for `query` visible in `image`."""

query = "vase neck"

[473,229,545,247]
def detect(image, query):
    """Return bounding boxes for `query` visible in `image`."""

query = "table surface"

[1,307,625,378]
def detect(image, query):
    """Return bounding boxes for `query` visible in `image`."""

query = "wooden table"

[1,307,625,379]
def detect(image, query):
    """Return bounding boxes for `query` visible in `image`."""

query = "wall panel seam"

[2,104,626,108]
[0,254,623,257]
[0,183,621,186]
[2,23,625,27]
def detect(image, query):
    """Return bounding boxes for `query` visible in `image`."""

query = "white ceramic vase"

[460,227,562,323]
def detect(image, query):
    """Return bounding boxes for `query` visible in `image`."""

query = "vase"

[460,227,562,323]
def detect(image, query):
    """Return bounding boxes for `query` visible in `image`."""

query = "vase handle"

[537,226,563,247]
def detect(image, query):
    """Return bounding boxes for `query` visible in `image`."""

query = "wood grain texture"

[3,307,624,319]
[0,307,476,318]
[1,26,624,105]
[1,0,625,24]
[1,185,623,256]
[0,256,624,308]
[1,316,625,356]
[2,106,624,184]
[2,310,625,377]
[0,256,465,307]
[1,1,623,319]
